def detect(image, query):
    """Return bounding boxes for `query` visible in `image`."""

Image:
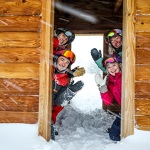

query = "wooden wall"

[0,0,42,123]
[135,0,150,130]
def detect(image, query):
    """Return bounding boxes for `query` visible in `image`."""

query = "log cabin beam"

[114,0,123,14]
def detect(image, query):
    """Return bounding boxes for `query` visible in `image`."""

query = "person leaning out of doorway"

[95,56,122,141]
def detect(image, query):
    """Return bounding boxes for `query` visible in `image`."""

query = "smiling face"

[57,32,68,46]
[56,56,70,72]
[110,35,122,49]
[106,62,120,76]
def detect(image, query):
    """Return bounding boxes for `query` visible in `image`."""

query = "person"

[91,29,122,73]
[94,56,122,141]
[51,50,84,140]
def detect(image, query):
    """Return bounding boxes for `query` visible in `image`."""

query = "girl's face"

[106,62,120,76]
[57,33,68,46]
[110,35,122,48]
[57,56,70,72]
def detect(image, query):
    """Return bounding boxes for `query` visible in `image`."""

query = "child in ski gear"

[51,50,84,140]
[95,56,122,141]
[91,29,122,73]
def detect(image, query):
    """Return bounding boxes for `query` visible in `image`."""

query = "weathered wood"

[0,16,41,32]
[136,32,150,49]
[0,79,39,95]
[0,96,39,112]
[136,0,150,15]
[135,116,150,130]
[0,47,40,63]
[0,111,38,123]
[0,32,40,48]
[135,16,150,32]
[0,64,39,79]
[135,65,150,81]
[38,0,54,141]
[135,99,150,115]
[121,0,135,138]
[0,0,41,15]
[135,82,150,99]
[136,48,150,64]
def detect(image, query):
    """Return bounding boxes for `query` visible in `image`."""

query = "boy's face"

[106,62,120,76]
[110,35,122,48]
[57,56,70,72]
[57,32,68,46]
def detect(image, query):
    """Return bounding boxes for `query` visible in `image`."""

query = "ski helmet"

[105,29,122,52]
[54,28,75,45]
[55,50,76,65]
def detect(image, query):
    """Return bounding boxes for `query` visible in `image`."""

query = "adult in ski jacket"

[95,56,122,141]
[91,29,122,73]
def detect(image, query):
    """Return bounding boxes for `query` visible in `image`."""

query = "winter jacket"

[100,72,122,106]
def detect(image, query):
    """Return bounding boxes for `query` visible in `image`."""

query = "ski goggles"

[104,57,117,66]
[107,31,116,39]
[65,31,73,37]
[62,50,76,63]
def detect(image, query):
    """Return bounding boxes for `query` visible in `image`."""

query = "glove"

[91,48,102,61]
[71,66,86,77]
[95,74,107,92]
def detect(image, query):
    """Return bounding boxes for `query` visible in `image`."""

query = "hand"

[95,74,107,88]
[71,66,86,77]
[91,48,102,61]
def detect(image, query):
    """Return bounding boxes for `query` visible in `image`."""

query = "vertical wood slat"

[121,0,135,138]
[38,0,54,141]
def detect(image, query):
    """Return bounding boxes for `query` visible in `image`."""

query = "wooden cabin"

[0,0,149,141]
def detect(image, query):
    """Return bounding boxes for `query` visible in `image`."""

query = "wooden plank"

[38,0,54,141]
[135,99,150,115]
[136,48,150,64]
[135,82,150,99]
[0,63,39,79]
[136,32,150,49]
[121,0,135,138]
[0,95,39,112]
[0,16,41,32]
[136,0,150,15]
[0,47,40,63]
[0,111,38,123]
[135,116,150,131]
[0,32,40,48]
[135,65,150,81]
[135,16,150,32]
[0,0,41,15]
[0,79,39,95]
[114,0,123,14]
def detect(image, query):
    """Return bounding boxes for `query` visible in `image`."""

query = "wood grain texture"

[136,0,150,15]
[0,32,40,47]
[0,47,40,63]
[0,0,41,15]
[0,79,39,95]
[136,48,150,64]
[135,65,150,81]
[0,64,39,79]
[135,82,150,98]
[0,16,41,32]
[135,99,150,115]
[135,116,150,131]
[0,95,39,112]
[0,111,38,123]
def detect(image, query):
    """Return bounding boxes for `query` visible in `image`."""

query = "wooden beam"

[114,0,123,14]
[38,0,54,141]
[121,0,135,139]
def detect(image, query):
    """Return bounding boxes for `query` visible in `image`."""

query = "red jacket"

[101,72,122,106]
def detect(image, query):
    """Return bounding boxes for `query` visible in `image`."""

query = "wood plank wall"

[0,0,42,123]
[135,0,150,130]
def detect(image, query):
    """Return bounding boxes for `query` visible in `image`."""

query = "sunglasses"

[104,58,116,66]
[62,50,76,63]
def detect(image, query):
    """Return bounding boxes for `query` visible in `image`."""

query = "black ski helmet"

[54,28,75,45]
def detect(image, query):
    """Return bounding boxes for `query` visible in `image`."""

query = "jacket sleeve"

[100,90,114,106]
[95,57,107,73]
